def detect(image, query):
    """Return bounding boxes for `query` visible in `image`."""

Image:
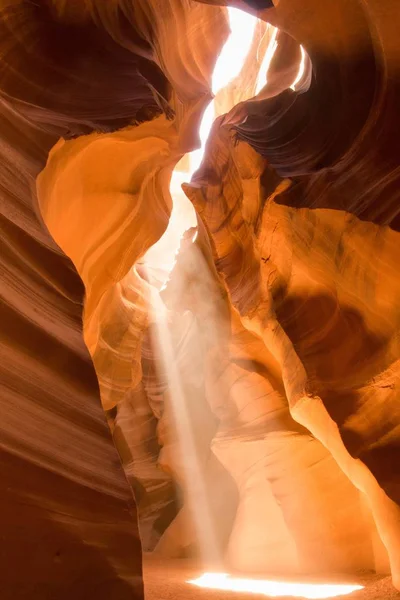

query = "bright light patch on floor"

[189,573,363,599]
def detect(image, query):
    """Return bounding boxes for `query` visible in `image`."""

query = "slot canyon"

[1,0,400,598]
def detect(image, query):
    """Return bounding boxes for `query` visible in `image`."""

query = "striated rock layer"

[0,0,172,596]
[0,114,144,597]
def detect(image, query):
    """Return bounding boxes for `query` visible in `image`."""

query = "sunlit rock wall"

[28,0,236,567]
[187,0,400,584]
[161,215,390,577]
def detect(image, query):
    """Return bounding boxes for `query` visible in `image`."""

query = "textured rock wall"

[0,104,144,598]
[186,0,400,584]
[36,0,229,414]
[161,215,391,576]
[0,0,165,596]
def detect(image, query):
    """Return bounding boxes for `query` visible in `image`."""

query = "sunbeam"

[148,252,224,567]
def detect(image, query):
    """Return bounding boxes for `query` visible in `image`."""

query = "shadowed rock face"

[0,114,145,597]
[1,0,400,596]
[0,0,168,597]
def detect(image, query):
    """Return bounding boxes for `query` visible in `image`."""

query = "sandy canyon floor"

[143,556,400,600]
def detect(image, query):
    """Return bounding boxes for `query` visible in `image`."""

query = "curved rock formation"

[36,0,228,411]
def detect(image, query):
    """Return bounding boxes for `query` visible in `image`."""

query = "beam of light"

[212,8,257,95]
[188,101,216,175]
[139,171,197,282]
[255,26,278,95]
[290,45,306,91]
[189,7,259,174]
[188,573,364,599]
[148,277,222,568]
